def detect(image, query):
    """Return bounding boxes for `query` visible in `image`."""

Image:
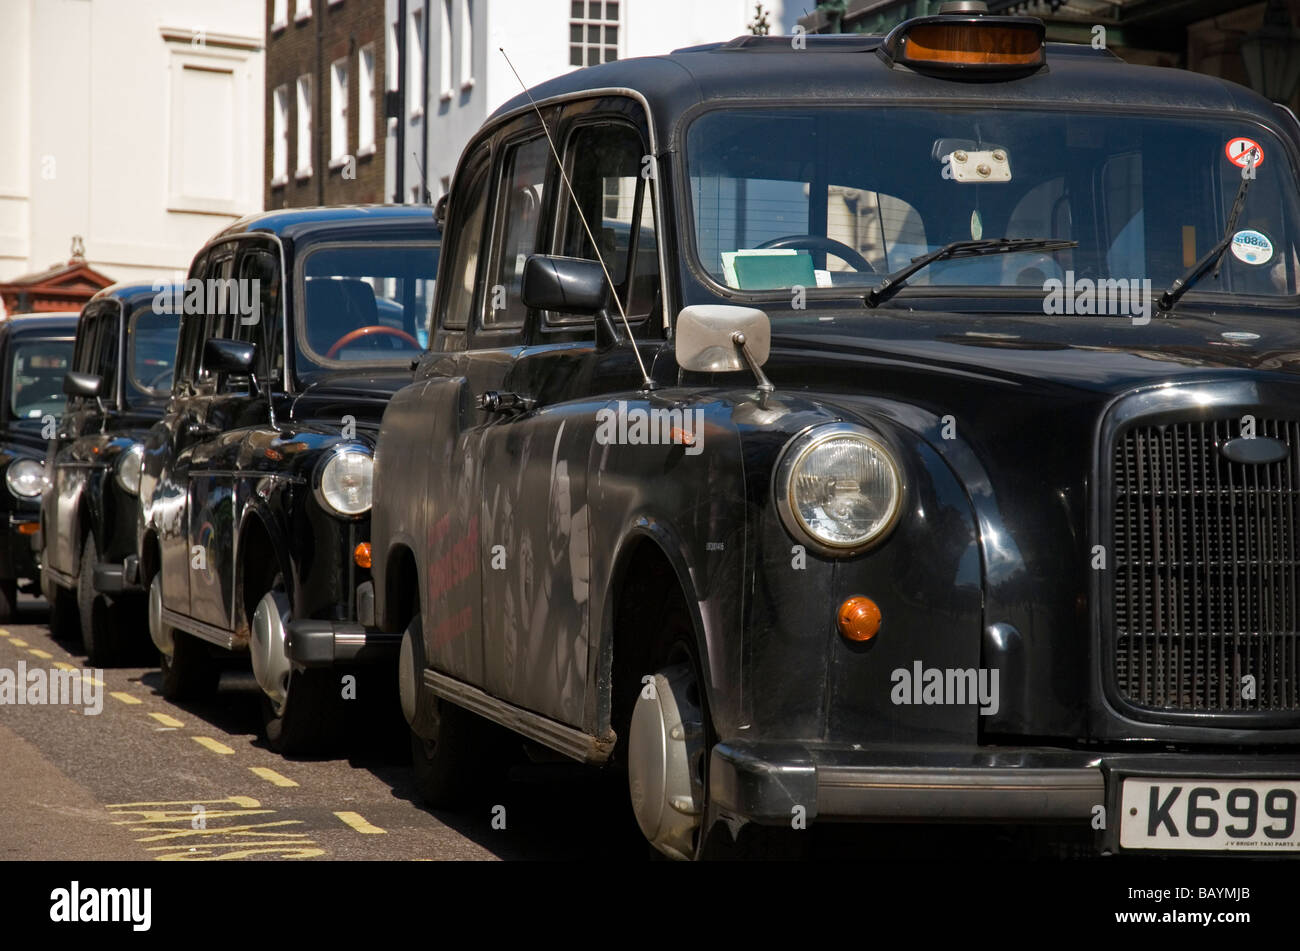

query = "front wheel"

[0,578,17,623]
[78,534,119,666]
[154,573,219,701]
[253,583,342,755]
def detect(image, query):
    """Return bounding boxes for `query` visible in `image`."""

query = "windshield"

[11,340,72,420]
[297,242,438,369]
[130,310,179,394]
[686,107,1300,303]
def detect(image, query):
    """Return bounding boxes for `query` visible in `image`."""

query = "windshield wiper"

[1157,162,1254,313]
[864,237,1079,308]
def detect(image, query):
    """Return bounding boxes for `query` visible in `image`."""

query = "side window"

[235,247,283,385]
[485,135,551,329]
[556,122,660,323]
[195,251,235,389]
[175,250,209,388]
[72,312,97,375]
[93,303,121,398]
[438,153,491,332]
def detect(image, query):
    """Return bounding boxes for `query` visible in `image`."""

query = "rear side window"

[439,156,491,331]
[485,135,551,330]
[555,122,660,323]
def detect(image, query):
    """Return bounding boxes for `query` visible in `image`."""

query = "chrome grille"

[1112,417,1300,712]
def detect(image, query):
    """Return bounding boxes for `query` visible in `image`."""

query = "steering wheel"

[325,325,422,359]
[756,234,878,273]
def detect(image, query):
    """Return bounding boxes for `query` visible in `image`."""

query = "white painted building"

[384,0,793,204]
[0,0,265,295]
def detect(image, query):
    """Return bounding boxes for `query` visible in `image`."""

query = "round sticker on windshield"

[1230,229,1273,266]
[1225,137,1264,169]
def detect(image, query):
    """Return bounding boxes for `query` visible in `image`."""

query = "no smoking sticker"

[1225,137,1264,169]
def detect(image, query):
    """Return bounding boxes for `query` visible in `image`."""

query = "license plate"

[1120,779,1300,851]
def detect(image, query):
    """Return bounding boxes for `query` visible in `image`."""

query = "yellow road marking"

[149,712,184,728]
[53,662,77,671]
[249,767,299,788]
[334,811,386,834]
[82,673,103,687]
[192,736,235,755]
[0,628,9,636]
[110,691,143,705]
[27,648,52,659]
[9,638,27,647]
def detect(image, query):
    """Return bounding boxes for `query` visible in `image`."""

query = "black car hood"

[289,368,415,424]
[767,305,1300,399]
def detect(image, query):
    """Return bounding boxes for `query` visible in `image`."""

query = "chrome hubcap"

[250,589,293,716]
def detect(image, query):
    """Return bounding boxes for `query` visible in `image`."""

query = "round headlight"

[775,424,903,554]
[116,443,144,495]
[6,458,45,499]
[316,448,373,517]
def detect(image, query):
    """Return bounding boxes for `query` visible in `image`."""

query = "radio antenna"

[498,47,653,390]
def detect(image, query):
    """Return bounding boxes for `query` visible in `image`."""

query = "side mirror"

[675,305,775,397]
[521,254,610,315]
[63,371,102,399]
[674,305,771,372]
[203,338,257,375]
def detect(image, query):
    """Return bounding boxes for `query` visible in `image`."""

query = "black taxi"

[0,312,75,621]
[371,8,1300,857]
[137,206,439,754]
[40,282,181,664]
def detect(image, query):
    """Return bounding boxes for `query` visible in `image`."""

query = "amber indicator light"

[838,596,882,642]
[354,542,372,569]
[16,522,38,535]
[902,24,1043,66]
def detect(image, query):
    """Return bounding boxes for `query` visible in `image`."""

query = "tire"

[410,701,497,809]
[158,610,220,707]
[262,668,343,756]
[404,616,504,808]
[78,534,119,666]
[0,578,16,623]
[45,568,79,641]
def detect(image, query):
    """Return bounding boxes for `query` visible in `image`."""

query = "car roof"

[210,204,441,244]
[2,313,79,335]
[491,30,1282,147]
[87,281,185,310]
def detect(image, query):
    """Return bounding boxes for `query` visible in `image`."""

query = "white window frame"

[569,0,620,68]
[439,0,453,100]
[296,73,313,179]
[358,45,376,156]
[272,0,288,31]
[329,57,349,166]
[295,0,312,23]
[409,6,426,119]
[272,84,289,186]
[459,0,474,91]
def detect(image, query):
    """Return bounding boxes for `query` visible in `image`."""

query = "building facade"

[384,0,790,205]
[0,0,264,296]
[264,0,389,208]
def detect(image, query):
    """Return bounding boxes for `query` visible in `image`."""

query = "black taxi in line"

[136,206,440,753]
[39,282,181,664]
[370,7,1300,858]
[0,312,76,621]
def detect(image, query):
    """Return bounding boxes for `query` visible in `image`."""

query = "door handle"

[477,391,535,415]
[185,420,220,437]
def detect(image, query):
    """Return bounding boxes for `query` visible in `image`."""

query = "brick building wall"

[265,0,387,209]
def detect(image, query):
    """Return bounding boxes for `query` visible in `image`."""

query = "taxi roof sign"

[880,15,1047,75]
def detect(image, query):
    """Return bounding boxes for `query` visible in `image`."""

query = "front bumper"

[3,514,40,582]
[710,740,1300,847]
[93,554,141,594]
[285,619,401,666]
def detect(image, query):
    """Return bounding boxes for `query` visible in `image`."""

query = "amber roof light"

[880,16,1046,74]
